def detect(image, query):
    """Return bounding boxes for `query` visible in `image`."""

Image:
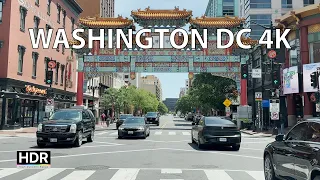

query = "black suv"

[36,106,95,147]
[145,112,159,126]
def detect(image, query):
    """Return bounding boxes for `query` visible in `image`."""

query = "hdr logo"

[17,151,51,169]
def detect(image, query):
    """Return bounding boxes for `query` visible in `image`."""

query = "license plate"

[219,138,227,142]
[128,131,133,134]
[50,138,57,142]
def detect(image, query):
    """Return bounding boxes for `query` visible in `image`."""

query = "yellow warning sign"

[223,99,232,107]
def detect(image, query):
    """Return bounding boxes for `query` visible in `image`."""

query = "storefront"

[0,79,76,129]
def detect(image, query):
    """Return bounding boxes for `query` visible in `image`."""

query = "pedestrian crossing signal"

[45,71,53,85]
[310,72,318,88]
[241,64,248,79]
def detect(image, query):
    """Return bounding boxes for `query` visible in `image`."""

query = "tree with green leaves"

[158,101,168,114]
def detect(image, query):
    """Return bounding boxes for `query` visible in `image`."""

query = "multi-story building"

[163,98,179,112]
[123,73,141,88]
[140,75,162,101]
[76,0,100,17]
[240,0,320,39]
[205,0,239,17]
[101,0,114,17]
[0,0,82,129]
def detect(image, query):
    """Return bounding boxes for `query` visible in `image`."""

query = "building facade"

[240,0,320,39]
[277,4,320,126]
[76,0,100,17]
[205,0,239,17]
[140,75,162,101]
[123,73,141,88]
[163,98,179,112]
[0,0,82,129]
[179,87,186,98]
[100,0,114,17]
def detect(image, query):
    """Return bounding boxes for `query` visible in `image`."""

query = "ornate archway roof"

[232,36,259,48]
[79,15,134,28]
[131,6,192,20]
[189,16,245,28]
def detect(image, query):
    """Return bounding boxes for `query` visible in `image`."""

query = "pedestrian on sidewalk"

[106,114,111,127]
[101,113,106,126]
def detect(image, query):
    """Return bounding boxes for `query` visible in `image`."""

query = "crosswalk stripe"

[204,170,233,180]
[109,132,118,136]
[155,131,162,135]
[96,131,109,136]
[23,168,66,180]
[110,168,140,180]
[182,132,190,135]
[61,170,95,180]
[168,132,176,135]
[161,169,182,173]
[0,168,23,178]
[246,171,265,180]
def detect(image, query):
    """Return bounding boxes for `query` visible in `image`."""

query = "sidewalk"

[241,127,291,138]
[0,123,115,136]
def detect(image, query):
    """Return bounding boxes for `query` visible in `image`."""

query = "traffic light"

[45,70,53,84]
[272,69,280,88]
[241,64,248,79]
[310,72,318,88]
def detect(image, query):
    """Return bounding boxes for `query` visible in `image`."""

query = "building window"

[61,37,65,54]
[35,0,39,6]
[34,16,40,37]
[60,65,65,85]
[55,63,60,84]
[249,0,271,9]
[304,0,314,6]
[62,10,66,28]
[222,0,234,16]
[310,42,320,63]
[44,57,50,82]
[124,75,129,78]
[247,14,272,39]
[19,6,27,32]
[71,17,75,32]
[281,0,292,8]
[47,0,51,15]
[45,24,52,34]
[0,1,3,23]
[289,48,300,66]
[32,52,39,78]
[57,4,61,24]
[18,45,26,74]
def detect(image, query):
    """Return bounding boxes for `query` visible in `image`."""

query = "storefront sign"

[18,0,55,29]
[282,66,299,94]
[25,85,47,95]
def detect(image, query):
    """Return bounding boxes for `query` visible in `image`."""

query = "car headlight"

[138,127,144,130]
[69,124,77,133]
[37,124,43,132]
[118,127,124,130]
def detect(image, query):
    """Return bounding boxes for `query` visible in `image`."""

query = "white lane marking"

[204,170,233,180]
[23,168,66,180]
[61,170,95,180]
[92,141,123,145]
[160,179,183,180]
[95,131,109,136]
[161,169,182,173]
[143,140,190,143]
[109,132,118,136]
[168,132,176,135]
[154,131,162,135]
[240,148,263,151]
[246,171,265,180]
[110,168,139,180]
[0,168,23,178]
[182,132,191,135]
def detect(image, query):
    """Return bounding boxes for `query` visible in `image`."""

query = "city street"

[0,115,273,180]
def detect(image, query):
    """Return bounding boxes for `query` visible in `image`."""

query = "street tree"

[158,101,168,114]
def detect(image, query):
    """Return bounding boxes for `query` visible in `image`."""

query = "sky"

[114,0,208,100]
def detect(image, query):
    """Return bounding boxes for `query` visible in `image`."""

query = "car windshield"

[124,118,145,124]
[205,118,234,125]
[49,110,81,121]
[120,114,133,119]
[146,112,157,116]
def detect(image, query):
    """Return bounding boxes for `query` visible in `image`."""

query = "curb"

[240,130,256,135]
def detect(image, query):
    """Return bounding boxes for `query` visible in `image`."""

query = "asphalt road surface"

[0,115,273,180]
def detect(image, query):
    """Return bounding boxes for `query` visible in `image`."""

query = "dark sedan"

[145,112,159,126]
[118,117,150,139]
[116,114,133,129]
[264,119,320,180]
[191,116,241,150]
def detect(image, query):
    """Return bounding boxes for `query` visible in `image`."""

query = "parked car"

[118,117,150,139]
[116,114,134,129]
[191,116,241,150]
[145,112,159,126]
[264,119,320,180]
[36,106,95,148]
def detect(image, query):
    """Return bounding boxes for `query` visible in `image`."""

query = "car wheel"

[37,141,46,148]
[197,134,204,149]
[118,136,122,139]
[264,154,276,180]
[87,130,94,142]
[74,131,83,147]
[232,144,240,151]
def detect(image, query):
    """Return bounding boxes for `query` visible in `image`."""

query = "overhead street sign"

[271,112,279,120]
[252,69,262,78]
[223,99,232,107]
[255,92,262,101]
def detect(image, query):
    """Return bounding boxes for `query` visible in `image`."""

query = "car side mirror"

[275,134,285,141]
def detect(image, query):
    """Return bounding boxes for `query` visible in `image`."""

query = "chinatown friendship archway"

[70,7,258,107]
